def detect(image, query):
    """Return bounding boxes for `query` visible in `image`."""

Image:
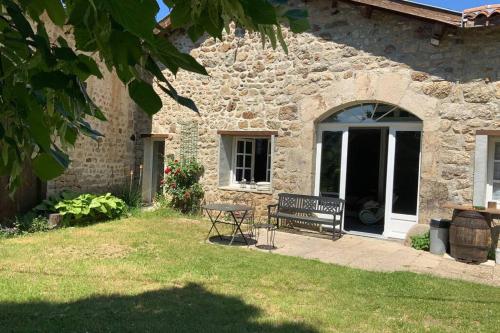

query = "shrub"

[55,193,126,224]
[15,213,50,233]
[411,232,430,251]
[33,190,77,214]
[0,214,50,238]
[0,227,19,238]
[114,183,142,209]
[487,248,496,261]
[163,159,204,214]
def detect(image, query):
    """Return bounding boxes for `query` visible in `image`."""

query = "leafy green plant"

[114,183,142,209]
[0,227,18,239]
[163,159,204,214]
[487,248,496,261]
[411,232,430,251]
[14,213,50,233]
[33,190,77,214]
[0,213,50,238]
[55,193,126,224]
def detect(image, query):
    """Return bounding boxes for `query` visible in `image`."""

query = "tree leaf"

[31,71,72,90]
[128,80,162,116]
[5,1,35,38]
[64,127,78,146]
[199,5,223,39]
[288,18,310,33]
[32,152,66,180]
[187,24,205,43]
[241,0,277,25]
[27,108,51,151]
[77,55,103,79]
[41,0,66,26]
[152,36,208,76]
[158,83,198,113]
[169,1,191,28]
[105,0,158,41]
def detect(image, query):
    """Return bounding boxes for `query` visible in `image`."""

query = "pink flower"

[165,167,172,174]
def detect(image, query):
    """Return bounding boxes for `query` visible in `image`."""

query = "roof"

[463,4,500,27]
[158,1,500,30]
[341,0,462,26]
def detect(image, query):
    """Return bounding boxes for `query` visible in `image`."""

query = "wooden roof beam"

[340,0,462,26]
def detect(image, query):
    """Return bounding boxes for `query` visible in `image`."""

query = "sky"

[155,1,499,21]
[408,0,499,12]
[156,1,170,21]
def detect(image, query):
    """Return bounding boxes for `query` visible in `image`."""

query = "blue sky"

[156,1,170,21]
[155,1,499,21]
[409,0,499,11]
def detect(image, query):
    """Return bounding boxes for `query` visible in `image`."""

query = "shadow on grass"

[208,235,258,247]
[0,282,317,333]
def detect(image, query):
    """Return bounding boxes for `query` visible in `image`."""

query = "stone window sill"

[218,186,273,195]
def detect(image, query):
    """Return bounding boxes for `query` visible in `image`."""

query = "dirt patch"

[46,243,133,260]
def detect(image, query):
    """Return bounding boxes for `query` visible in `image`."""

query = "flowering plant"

[162,159,204,213]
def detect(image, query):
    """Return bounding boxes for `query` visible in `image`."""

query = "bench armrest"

[267,203,278,210]
[267,203,278,216]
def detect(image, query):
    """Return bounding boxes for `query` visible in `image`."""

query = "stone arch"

[315,100,423,125]
[297,72,439,131]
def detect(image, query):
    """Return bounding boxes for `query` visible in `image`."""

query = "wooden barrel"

[450,210,491,264]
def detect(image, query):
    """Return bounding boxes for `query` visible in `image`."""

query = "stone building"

[141,0,500,239]
[43,22,142,196]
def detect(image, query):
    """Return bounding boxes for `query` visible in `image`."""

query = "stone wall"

[152,0,500,222]
[45,22,141,196]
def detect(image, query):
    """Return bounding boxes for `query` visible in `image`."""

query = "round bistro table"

[203,203,253,246]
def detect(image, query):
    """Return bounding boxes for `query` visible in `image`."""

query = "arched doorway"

[314,102,423,239]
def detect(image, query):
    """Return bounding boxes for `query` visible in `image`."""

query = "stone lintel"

[476,130,500,136]
[140,133,172,139]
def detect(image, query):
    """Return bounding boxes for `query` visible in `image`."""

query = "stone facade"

[45,22,142,195]
[151,0,500,225]
[47,72,140,195]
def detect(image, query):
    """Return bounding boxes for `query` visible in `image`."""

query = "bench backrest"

[278,193,344,215]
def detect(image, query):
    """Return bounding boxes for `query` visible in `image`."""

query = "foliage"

[0,1,309,193]
[0,213,49,238]
[54,193,126,224]
[33,190,77,214]
[487,248,496,261]
[14,213,50,233]
[114,182,143,209]
[163,159,204,213]
[153,192,171,209]
[410,232,430,251]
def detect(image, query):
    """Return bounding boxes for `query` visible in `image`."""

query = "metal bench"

[268,193,345,240]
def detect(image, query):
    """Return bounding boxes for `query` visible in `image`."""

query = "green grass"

[0,209,498,333]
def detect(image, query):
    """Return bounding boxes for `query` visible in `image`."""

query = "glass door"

[384,128,422,238]
[315,128,348,229]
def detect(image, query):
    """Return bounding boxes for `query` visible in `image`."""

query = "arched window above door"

[321,103,421,124]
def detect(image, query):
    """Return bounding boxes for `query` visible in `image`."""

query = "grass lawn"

[0,209,498,333]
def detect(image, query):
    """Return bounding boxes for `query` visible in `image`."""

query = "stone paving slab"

[249,229,499,286]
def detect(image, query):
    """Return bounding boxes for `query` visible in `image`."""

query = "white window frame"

[231,137,272,185]
[486,137,500,203]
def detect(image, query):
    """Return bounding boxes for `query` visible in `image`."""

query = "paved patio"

[250,229,500,286]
